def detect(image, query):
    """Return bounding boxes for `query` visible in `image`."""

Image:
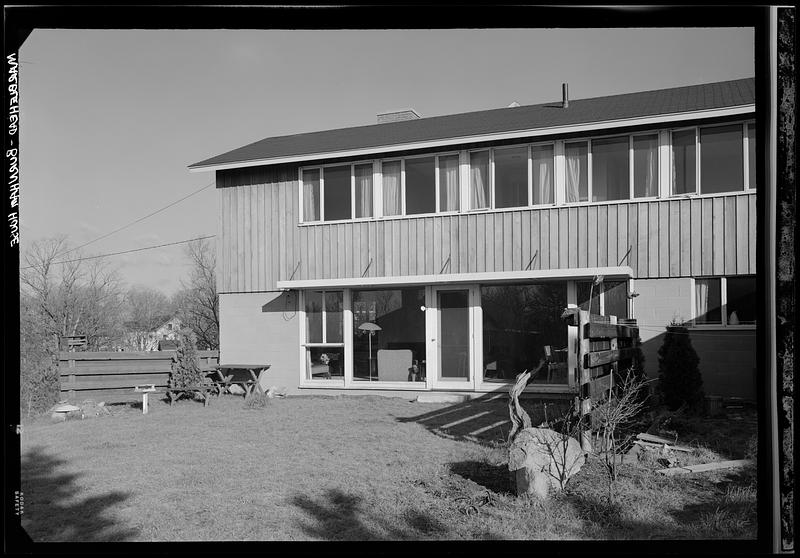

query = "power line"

[20,234,215,270]
[53,179,215,260]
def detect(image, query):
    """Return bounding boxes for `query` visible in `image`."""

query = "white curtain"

[382,162,401,216]
[566,145,582,202]
[470,157,488,209]
[645,143,658,197]
[356,165,373,218]
[538,162,552,204]
[303,179,318,221]
[441,156,459,211]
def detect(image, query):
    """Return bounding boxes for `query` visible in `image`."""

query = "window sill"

[687,324,757,331]
[295,190,755,227]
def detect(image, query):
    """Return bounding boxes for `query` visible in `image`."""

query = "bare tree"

[173,238,219,350]
[20,236,125,351]
[19,236,125,413]
[123,285,174,350]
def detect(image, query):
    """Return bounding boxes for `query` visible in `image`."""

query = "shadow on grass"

[397,392,571,446]
[289,488,454,540]
[21,446,138,542]
[449,461,511,494]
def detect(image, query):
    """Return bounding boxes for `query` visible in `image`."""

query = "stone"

[228,384,245,395]
[508,427,585,499]
[266,386,287,398]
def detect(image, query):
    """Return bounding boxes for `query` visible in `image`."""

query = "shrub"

[169,329,207,401]
[657,323,704,413]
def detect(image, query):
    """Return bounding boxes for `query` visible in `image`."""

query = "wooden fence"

[58,350,219,403]
[562,309,640,450]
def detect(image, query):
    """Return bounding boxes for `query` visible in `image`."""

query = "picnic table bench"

[211,364,271,401]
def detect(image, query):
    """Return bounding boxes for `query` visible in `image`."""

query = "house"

[126,317,182,351]
[189,78,757,400]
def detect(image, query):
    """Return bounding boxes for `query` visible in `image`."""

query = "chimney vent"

[377,109,421,124]
[562,83,569,108]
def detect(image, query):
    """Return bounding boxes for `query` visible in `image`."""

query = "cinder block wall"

[219,292,300,392]
[634,278,756,401]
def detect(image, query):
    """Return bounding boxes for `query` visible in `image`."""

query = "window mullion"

[320,166,325,220]
[489,149,495,209]
[695,127,701,195]
[527,145,533,207]
[350,164,356,219]
[435,155,441,213]
[374,160,382,218]
[587,139,593,203]
[629,136,635,199]
[742,123,749,191]
[401,159,406,216]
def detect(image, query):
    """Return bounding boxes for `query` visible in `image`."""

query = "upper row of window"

[300,121,756,223]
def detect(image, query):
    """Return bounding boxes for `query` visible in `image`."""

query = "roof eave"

[188,104,755,174]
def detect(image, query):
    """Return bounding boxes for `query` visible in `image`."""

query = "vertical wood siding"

[218,168,757,292]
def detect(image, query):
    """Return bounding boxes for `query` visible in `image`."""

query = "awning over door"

[276,266,633,290]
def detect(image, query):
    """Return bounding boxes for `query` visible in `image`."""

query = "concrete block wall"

[633,277,756,401]
[219,291,300,393]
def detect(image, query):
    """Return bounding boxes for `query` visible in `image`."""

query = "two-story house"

[189,78,757,400]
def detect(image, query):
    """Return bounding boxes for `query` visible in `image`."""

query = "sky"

[18,27,755,296]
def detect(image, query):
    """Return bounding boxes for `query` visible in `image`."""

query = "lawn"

[19,393,758,542]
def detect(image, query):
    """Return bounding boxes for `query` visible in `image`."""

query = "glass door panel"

[437,289,471,382]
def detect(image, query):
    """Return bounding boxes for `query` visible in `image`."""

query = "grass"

[19,393,757,542]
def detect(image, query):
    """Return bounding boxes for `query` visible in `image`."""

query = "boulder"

[228,384,245,395]
[508,427,585,499]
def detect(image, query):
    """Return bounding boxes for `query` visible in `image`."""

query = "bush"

[657,323,704,413]
[168,329,207,400]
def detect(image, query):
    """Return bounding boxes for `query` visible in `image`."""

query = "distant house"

[190,78,756,400]
[126,317,183,351]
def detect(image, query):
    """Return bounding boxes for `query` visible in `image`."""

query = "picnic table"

[211,364,271,401]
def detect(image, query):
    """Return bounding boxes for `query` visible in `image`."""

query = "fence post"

[577,310,592,452]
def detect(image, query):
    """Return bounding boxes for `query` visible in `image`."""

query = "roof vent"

[377,109,421,124]
[507,101,521,108]
[562,83,569,108]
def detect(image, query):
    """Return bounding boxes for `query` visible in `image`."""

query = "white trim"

[277,266,634,290]
[189,105,755,173]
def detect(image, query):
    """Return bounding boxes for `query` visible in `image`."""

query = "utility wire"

[52,179,215,260]
[20,234,215,270]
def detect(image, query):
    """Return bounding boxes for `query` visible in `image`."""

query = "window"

[633,134,659,198]
[694,276,755,326]
[700,124,743,194]
[354,163,373,218]
[323,165,352,221]
[382,160,402,216]
[481,283,568,384]
[591,136,629,202]
[565,142,588,202]
[576,279,629,319]
[672,129,697,195]
[405,157,436,215]
[672,123,752,196]
[470,151,490,209]
[304,290,344,380]
[532,145,554,205]
[438,154,460,212]
[494,146,528,208]
[302,169,321,221]
[352,288,426,382]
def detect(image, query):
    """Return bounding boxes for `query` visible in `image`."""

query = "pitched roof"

[190,77,754,171]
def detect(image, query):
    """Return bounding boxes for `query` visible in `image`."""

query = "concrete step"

[415,393,470,404]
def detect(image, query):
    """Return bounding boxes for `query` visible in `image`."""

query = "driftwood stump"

[507,360,584,498]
